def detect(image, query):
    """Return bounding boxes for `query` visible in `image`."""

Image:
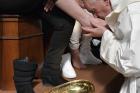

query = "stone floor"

[0,64,124,93]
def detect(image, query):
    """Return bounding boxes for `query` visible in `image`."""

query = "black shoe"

[42,60,68,86]
[14,84,34,93]
[42,75,68,86]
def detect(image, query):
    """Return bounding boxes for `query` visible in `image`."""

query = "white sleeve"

[100,10,140,77]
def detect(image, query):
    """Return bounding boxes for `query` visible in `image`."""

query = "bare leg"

[71,49,86,69]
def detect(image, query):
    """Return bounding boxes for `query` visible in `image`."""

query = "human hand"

[79,13,93,28]
[44,0,55,12]
[80,16,107,30]
[82,26,107,37]
[90,17,107,28]
[81,16,107,37]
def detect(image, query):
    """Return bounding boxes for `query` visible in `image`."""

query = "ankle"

[71,49,80,54]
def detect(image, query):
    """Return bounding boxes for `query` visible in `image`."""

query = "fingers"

[83,33,93,37]
[44,0,55,12]
[82,26,106,37]
[44,6,49,12]
[81,26,95,37]
[81,26,95,33]
[90,17,107,28]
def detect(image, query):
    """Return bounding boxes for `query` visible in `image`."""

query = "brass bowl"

[44,80,95,93]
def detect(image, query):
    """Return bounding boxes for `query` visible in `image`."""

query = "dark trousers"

[42,6,75,77]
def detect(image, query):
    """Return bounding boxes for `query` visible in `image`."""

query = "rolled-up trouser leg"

[13,59,37,93]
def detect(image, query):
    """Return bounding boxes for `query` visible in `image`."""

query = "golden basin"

[44,80,95,93]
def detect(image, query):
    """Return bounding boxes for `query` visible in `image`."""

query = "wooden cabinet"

[0,15,44,90]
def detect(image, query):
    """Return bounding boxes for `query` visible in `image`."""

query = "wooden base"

[0,15,44,90]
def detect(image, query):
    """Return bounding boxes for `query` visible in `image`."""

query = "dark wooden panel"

[0,18,3,89]
[0,16,44,90]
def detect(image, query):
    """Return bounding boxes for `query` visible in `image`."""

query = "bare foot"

[71,49,86,69]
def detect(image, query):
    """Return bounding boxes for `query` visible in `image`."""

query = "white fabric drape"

[100,0,140,93]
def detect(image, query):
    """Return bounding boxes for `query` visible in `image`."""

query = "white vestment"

[100,0,140,93]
